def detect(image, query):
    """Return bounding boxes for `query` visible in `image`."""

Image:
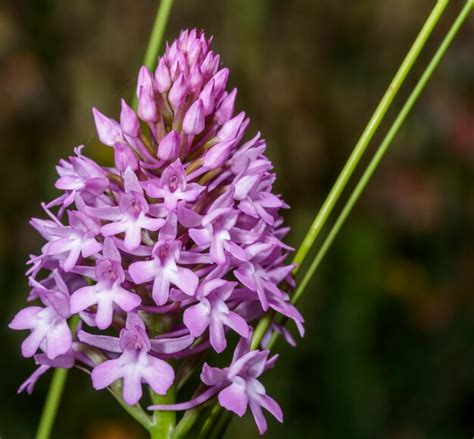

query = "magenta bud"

[168,74,187,111]
[136,66,154,98]
[215,88,237,124]
[137,86,158,123]
[114,142,138,172]
[170,53,188,80]
[188,65,203,94]
[216,111,246,142]
[201,52,219,78]
[158,130,180,161]
[120,99,140,137]
[183,99,205,135]
[92,107,122,147]
[211,68,229,97]
[155,58,171,93]
[199,80,215,116]
[203,140,234,169]
[188,39,202,65]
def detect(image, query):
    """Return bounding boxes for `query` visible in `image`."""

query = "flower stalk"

[290,0,450,274]
[263,0,474,355]
[250,0,451,352]
[35,316,80,439]
[289,0,474,312]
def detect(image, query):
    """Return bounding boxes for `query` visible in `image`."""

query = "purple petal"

[92,107,122,146]
[209,318,227,353]
[158,130,180,161]
[152,273,171,305]
[142,356,175,395]
[77,330,121,353]
[45,320,72,359]
[218,381,248,417]
[222,312,249,338]
[122,370,143,405]
[9,306,42,330]
[129,260,157,284]
[183,99,205,135]
[258,393,283,423]
[170,267,199,296]
[70,286,97,314]
[249,400,268,435]
[92,359,123,389]
[183,302,210,337]
[120,99,140,137]
[95,298,114,329]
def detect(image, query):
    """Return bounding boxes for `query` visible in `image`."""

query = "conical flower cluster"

[10,29,304,435]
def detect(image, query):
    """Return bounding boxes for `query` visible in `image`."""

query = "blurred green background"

[1,0,474,438]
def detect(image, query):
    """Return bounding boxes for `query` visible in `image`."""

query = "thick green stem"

[250,0,450,352]
[149,386,177,439]
[289,0,474,311]
[35,316,80,439]
[132,0,174,110]
[290,0,450,274]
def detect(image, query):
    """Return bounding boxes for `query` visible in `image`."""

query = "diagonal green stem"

[250,0,450,352]
[289,0,474,311]
[35,316,80,439]
[290,0,450,275]
[132,0,174,110]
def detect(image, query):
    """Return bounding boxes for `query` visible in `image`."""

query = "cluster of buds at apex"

[10,29,304,435]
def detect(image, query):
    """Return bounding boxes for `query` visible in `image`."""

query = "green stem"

[197,404,223,438]
[132,0,174,110]
[289,0,474,310]
[108,387,154,430]
[250,0,450,352]
[35,316,80,439]
[290,0,450,274]
[149,386,176,439]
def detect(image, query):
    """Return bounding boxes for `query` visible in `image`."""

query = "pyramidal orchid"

[10,29,304,436]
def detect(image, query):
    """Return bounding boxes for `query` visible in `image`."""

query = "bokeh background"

[1,0,474,437]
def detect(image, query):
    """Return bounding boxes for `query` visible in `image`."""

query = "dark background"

[1,1,474,438]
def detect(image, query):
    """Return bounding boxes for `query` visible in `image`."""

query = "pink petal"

[222,312,249,338]
[258,394,283,423]
[92,358,123,389]
[142,357,175,395]
[129,260,157,284]
[95,298,114,329]
[152,273,171,306]
[70,286,97,314]
[45,320,72,359]
[9,306,42,330]
[209,318,226,353]
[113,287,141,312]
[218,382,248,417]
[122,369,143,405]
[170,267,199,296]
[183,303,210,337]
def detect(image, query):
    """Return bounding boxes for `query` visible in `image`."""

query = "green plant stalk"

[149,386,177,439]
[250,0,450,352]
[108,386,154,430]
[132,0,174,110]
[290,0,474,310]
[35,316,80,439]
[290,0,450,274]
[197,404,224,438]
[265,0,474,353]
